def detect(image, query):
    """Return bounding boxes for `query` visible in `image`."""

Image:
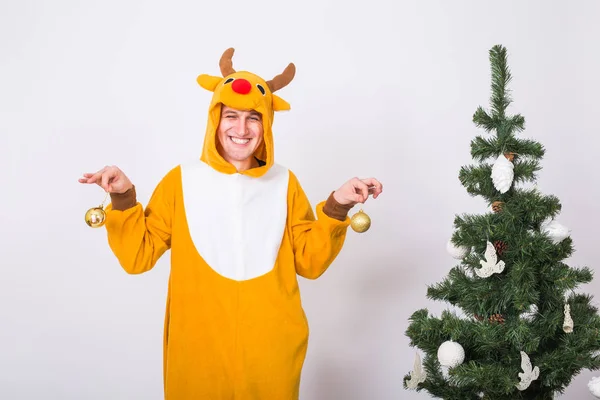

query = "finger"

[79,173,95,183]
[107,174,118,192]
[361,178,382,191]
[97,166,116,191]
[352,178,370,203]
[362,178,383,198]
[354,181,369,203]
[86,167,108,184]
[86,173,101,184]
[101,171,114,192]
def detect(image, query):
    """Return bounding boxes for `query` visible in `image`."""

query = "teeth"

[231,137,250,144]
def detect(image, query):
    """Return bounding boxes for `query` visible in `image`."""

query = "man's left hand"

[333,177,383,206]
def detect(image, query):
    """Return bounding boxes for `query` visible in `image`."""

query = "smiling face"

[197,48,295,177]
[216,105,264,171]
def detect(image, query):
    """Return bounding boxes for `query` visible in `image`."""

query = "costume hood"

[197,48,295,178]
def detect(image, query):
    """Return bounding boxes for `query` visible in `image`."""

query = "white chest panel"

[180,161,289,281]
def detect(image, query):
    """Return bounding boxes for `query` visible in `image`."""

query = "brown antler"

[219,48,236,77]
[266,63,296,92]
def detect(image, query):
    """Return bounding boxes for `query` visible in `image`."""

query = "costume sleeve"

[288,171,351,279]
[103,166,178,274]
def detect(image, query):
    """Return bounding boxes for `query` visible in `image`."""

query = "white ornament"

[540,218,570,244]
[491,153,514,193]
[475,241,505,278]
[563,304,573,333]
[589,376,600,398]
[516,351,539,391]
[437,340,465,368]
[406,352,427,389]
[447,239,470,259]
[519,304,538,322]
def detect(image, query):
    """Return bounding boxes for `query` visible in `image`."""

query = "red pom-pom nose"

[231,78,251,94]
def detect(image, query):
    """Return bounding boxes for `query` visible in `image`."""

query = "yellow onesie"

[103,48,352,399]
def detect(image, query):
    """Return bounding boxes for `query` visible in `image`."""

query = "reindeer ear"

[197,74,222,92]
[272,94,290,111]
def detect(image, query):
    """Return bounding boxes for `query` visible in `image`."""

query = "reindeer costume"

[104,48,352,399]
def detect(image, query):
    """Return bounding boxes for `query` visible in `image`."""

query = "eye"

[224,78,234,84]
[256,84,266,95]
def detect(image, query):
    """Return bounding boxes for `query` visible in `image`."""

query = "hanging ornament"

[519,304,538,322]
[526,228,536,237]
[491,153,515,193]
[85,191,109,228]
[474,313,505,324]
[437,340,465,368]
[493,240,507,256]
[589,376,600,398]
[563,304,574,333]
[475,241,506,278]
[488,313,506,324]
[540,218,570,244]
[405,352,427,389]
[491,201,504,213]
[446,239,470,259]
[515,351,539,391]
[350,209,371,233]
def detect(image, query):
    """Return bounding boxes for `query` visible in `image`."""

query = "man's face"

[216,105,264,167]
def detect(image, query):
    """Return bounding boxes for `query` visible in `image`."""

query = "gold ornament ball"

[85,206,106,228]
[350,209,371,233]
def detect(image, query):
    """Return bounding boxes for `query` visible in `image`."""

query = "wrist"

[109,185,136,210]
[324,191,353,221]
[113,184,134,195]
[333,190,354,206]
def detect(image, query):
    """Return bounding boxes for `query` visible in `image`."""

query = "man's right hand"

[79,165,133,194]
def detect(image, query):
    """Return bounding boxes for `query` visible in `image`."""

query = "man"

[79,48,382,399]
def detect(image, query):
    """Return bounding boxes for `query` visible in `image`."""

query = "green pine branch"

[470,136,544,162]
[403,353,483,399]
[473,109,525,137]
[498,189,562,226]
[505,260,539,311]
[459,161,542,201]
[543,264,593,291]
[535,295,600,386]
[450,189,561,234]
[489,44,513,120]
[427,266,509,315]
[450,360,520,396]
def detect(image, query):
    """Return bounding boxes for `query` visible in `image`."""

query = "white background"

[1,0,599,399]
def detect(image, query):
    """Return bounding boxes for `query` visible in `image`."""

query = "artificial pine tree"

[403,45,600,399]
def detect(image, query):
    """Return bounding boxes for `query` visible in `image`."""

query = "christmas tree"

[403,45,600,399]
